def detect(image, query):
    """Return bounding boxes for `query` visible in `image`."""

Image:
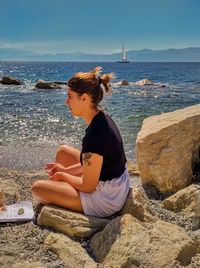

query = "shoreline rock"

[136,103,200,193]
[35,79,65,89]
[0,76,23,85]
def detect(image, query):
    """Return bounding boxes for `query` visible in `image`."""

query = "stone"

[162,184,200,218]
[37,204,110,238]
[12,261,44,268]
[127,162,140,176]
[0,76,23,85]
[135,78,153,86]
[90,214,198,267]
[45,233,97,268]
[0,179,19,205]
[136,104,200,192]
[0,189,6,211]
[119,187,157,222]
[35,79,63,89]
[120,79,129,86]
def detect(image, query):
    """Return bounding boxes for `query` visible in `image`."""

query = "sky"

[0,0,200,54]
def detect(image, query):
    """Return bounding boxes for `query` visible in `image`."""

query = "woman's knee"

[56,145,80,165]
[31,180,46,194]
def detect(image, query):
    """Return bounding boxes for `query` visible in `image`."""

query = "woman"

[32,67,130,217]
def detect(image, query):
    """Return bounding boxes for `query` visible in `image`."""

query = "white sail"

[118,42,129,63]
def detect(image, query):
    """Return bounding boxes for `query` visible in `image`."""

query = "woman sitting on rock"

[32,67,130,217]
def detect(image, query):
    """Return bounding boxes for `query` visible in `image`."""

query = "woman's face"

[65,88,83,117]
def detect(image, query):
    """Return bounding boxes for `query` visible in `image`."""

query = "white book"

[0,200,34,222]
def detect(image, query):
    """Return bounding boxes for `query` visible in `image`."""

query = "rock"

[119,187,157,222]
[90,214,198,267]
[35,79,63,89]
[120,79,129,86]
[45,233,97,268]
[37,204,110,238]
[135,78,153,86]
[0,179,19,205]
[127,162,140,176]
[0,76,23,85]
[12,261,44,268]
[0,189,6,211]
[162,184,200,218]
[136,104,200,193]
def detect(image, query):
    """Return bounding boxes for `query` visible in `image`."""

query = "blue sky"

[0,0,199,54]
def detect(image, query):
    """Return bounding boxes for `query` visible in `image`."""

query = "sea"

[0,61,200,171]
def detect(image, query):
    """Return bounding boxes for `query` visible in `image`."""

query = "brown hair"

[67,66,114,107]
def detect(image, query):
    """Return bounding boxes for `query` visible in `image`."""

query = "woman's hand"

[45,163,66,176]
[49,172,65,182]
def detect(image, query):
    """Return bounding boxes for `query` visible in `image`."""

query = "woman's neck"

[83,107,100,125]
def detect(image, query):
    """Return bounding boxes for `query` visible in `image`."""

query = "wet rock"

[0,76,23,85]
[136,104,200,193]
[37,204,110,238]
[120,80,129,86]
[135,78,153,86]
[35,79,63,89]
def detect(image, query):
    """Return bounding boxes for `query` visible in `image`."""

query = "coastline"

[1,165,200,267]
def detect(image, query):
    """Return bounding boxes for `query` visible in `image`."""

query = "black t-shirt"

[81,111,127,181]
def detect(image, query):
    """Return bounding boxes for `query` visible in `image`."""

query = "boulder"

[90,214,198,267]
[162,184,200,218]
[45,233,97,268]
[136,104,200,192]
[35,80,63,89]
[37,204,110,238]
[135,78,153,86]
[119,187,157,222]
[0,76,23,85]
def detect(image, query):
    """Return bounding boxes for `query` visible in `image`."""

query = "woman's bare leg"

[56,145,80,167]
[32,180,83,213]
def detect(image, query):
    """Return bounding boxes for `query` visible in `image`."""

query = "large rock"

[90,214,198,267]
[162,184,200,218]
[136,104,200,192]
[0,76,23,85]
[37,204,110,238]
[35,79,63,89]
[45,233,97,268]
[119,187,157,222]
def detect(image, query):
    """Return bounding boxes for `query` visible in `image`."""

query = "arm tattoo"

[83,153,92,166]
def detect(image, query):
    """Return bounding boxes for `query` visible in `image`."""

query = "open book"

[0,200,34,222]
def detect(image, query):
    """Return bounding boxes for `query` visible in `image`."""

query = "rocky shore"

[1,104,200,267]
[0,165,200,268]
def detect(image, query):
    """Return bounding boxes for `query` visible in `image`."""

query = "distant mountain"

[0,47,200,62]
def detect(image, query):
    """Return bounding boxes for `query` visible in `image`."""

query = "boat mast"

[122,42,127,61]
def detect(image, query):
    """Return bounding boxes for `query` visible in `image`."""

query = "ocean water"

[0,61,200,170]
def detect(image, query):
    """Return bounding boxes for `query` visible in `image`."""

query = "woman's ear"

[81,93,90,103]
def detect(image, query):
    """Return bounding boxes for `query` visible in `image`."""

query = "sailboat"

[118,42,130,63]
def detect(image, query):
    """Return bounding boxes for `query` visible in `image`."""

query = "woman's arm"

[50,153,103,193]
[46,162,83,176]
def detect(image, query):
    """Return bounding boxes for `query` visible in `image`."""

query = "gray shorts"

[79,168,130,217]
